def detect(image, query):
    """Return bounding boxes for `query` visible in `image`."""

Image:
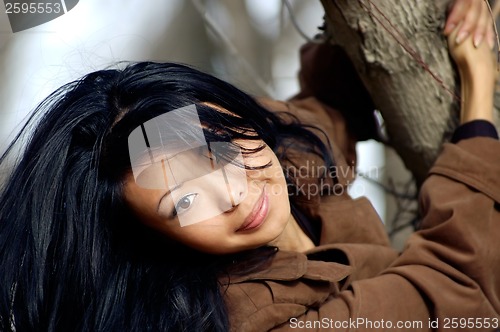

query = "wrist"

[459,68,495,124]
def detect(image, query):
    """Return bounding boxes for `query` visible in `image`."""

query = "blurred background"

[0,0,417,248]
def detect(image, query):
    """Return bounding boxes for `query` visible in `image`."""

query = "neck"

[269,213,315,252]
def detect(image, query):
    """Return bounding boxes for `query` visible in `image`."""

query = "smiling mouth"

[237,185,269,232]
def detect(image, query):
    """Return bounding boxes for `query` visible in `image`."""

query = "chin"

[262,220,288,245]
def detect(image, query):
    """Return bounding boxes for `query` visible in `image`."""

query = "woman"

[0,1,498,331]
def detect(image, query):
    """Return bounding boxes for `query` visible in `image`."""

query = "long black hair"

[0,62,336,331]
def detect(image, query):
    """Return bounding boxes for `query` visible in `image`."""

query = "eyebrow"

[154,149,221,213]
[157,183,182,213]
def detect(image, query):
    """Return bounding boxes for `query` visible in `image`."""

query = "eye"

[173,193,198,216]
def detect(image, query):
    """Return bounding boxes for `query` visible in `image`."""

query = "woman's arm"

[448,21,496,123]
[301,3,500,330]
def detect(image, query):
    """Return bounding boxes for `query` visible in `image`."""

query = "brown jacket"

[220,98,500,331]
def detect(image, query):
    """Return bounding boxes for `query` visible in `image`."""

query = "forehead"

[128,104,205,158]
[128,104,245,189]
[132,145,224,189]
[128,104,206,180]
[127,103,238,163]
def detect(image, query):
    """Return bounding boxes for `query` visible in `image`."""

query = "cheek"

[165,223,238,254]
[124,186,164,227]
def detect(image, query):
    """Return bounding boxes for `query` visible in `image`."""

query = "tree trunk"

[320,0,500,185]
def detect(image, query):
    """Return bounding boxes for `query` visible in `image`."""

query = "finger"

[444,0,470,35]
[447,21,463,52]
[455,0,482,44]
[486,1,497,50]
[472,1,491,47]
[447,22,460,47]
[486,26,496,50]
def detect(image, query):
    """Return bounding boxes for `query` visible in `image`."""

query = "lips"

[237,185,269,232]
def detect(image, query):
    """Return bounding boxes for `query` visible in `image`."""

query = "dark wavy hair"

[0,62,336,331]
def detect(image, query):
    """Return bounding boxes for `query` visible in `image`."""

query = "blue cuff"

[451,120,499,143]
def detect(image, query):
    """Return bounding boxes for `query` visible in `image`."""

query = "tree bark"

[320,0,500,185]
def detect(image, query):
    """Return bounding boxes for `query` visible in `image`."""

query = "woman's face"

[124,138,293,255]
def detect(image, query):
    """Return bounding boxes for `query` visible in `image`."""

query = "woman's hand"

[447,22,496,123]
[444,0,495,49]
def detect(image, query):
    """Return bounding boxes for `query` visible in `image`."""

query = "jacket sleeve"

[276,137,500,331]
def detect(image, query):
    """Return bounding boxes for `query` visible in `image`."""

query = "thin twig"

[484,0,500,70]
[190,0,275,97]
[361,0,461,101]
[281,0,316,43]
[357,171,417,200]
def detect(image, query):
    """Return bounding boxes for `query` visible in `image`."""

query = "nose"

[222,187,246,214]
[228,181,247,207]
[200,165,247,213]
[221,168,248,209]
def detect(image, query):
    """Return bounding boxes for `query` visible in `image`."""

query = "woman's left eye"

[173,193,198,216]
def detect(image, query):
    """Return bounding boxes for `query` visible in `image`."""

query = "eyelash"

[172,193,198,217]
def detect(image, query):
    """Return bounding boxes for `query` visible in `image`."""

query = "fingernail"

[473,34,483,48]
[456,31,469,44]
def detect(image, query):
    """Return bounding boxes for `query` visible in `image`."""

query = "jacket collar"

[220,250,352,285]
[221,196,386,285]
